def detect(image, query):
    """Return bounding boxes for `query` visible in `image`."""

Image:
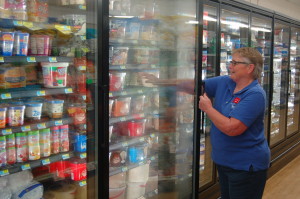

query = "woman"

[199,47,270,199]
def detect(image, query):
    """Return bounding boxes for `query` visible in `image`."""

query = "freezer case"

[0,0,97,199]
[108,0,197,198]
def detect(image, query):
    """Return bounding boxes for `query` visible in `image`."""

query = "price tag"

[139,137,145,142]
[37,90,46,96]
[55,120,63,126]
[120,117,126,122]
[65,88,73,93]
[62,153,70,160]
[23,22,33,28]
[139,161,144,165]
[80,35,86,40]
[109,93,113,97]
[1,93,11,99]
[79,180,87,186]
[78,66,86,71]
[80,153,87,159]
[132,40,138,44]
[120,91,127,95]
[82,95,86,101]
[37,123,46,129]
[150,156,155,161]
[13,21,23,26]
[120,65,126,69]
[0,169,9,176]
[55,25,72,34]
[27,57,36,62]
[79,5,86,10]
[150,133,155,138]
[21,125,31,132]
[2,129,12,135]
[122,142,128,147]
[83,124,87,129]
[151,64,156,68]
[0,57,4,62]
[137,90,143,94]
[42,158,51,165]
[49,57,57,62]
[21,164,31,171]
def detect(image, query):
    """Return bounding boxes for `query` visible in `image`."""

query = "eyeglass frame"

[229,60,252,66]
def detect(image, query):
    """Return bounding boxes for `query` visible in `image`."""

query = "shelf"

[110,133,156,151]
[110,64,159,70]
[0,152,74,177]
[109,87,158,98]
[0,117,73,136]
[109,110,159,125]
[0,56,73,63]
[110,39,158,46]
[0,87,73,100]
[109,155,156,176]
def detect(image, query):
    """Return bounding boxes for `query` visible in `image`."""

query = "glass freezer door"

[270,22,290,146]
[286,27,300,136]
[108,0,197,198]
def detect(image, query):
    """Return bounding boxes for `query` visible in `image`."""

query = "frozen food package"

[0,135,7,167]
[24,64,38,85]
[109,19,127,39]
[11,180,43,199]
[112,97,131,117]
[109,47,129,65]
[126,19,140,40]
[130,95,145,114]
[0,31,15,56]
[13,32,29,56]
[12,0,27,20]
[109,71,127,91]
[41,62,69,88]
[109,0,122,15]
[132,47,150,64]
[27,0,49,23]
[140,21,157,40]
[137,70,159,87]
[0,65,26,89]
[7,170,33,193]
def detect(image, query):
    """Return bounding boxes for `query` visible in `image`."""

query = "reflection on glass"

[250,16,272,138]
[220,9,249,76]
[287,27,300,136]
[270,22,290,146]
[108,0,196,198]
[199,4,217,189]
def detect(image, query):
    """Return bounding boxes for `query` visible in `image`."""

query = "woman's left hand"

[199,93,212,112]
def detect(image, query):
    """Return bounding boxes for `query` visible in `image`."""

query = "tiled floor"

[262,155,300,199]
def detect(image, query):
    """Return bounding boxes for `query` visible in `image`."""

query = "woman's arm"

[199,93,247,136]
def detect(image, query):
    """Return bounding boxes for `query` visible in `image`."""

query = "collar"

[227,78,258,95]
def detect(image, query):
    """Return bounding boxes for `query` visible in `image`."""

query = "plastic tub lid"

[9,105,25,109]
[25,102,43,107]
[47,99,64,104]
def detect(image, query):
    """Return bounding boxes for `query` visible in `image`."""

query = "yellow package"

[0,64,26,89]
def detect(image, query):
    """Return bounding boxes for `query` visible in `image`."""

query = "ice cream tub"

[42,62,69,88]
[13,32,29,56]
[46,99,64,118]
[25,102,43,120]
[8,105,25,126]
[0,32,15,56]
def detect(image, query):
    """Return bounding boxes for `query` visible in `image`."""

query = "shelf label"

[42,158,51,165]
[120,91,127,95]
[150,156,155,161]
[55,25,72,34]
[150,133,155,138]
[37,90,46,96]
[109,92,113,97]
[37,123,46,129]
[27,57,36,62]
[79,5,86,10]
[83,124,87,129]
[55,120,63,126]
[82,95,86,101]
[79,180,87,186]
[23,22,33,29]
[80,35,86,40]
[2,129,12,135]
[0,169,9,176]
[80,153,87,159]
[122,142,128,147]
[120,65,126,69]
[49,57,57,62]
[137,89,143,94]
[21,164,31,171]
[0,57,4,62]
[121,167,128,172]
[62,153,70,160]
[139,137,145,142]
[21,125,31,132]
[1,93,11,99]
[78,66,86,71]
[65,88,73,93]
[13,20,23,26]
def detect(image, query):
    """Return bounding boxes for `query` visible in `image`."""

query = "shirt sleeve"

[229,91,266,127]
[205,76,229,98]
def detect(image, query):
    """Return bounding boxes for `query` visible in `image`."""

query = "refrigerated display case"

[0,0,96,199]
[108,0,197,198]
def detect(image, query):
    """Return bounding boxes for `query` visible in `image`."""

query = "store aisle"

[262,155,300,199]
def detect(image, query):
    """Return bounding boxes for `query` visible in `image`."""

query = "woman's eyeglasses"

[230,61,251,66]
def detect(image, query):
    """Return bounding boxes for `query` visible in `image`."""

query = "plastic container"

[109,19,127,39]
[28,130,41,160]
[74,134,87,153]
[110,149,127,167]
[47,99,64,118]
[109,47,129,65]
[42,62,69,88]
[130,95,145,114]
[128,144,148,164]
[25,102,43,120]
[59,125,69,152]
[0,136,7,167]
[16,132,28,163]
[39,128,51,157]
[109,172,126,188]
[51,126,60,154]
[127,119,146,137]
[0,32,15,56]
[127,163,149,182]
[6,134,16,165]
[109,99,114,117]
[29,34,51,56]
[126,181,147,199]
[112,97,131,117]
[109,72,127,91]
[0,107,7,128]
[13,32,29,56]
[109,186,126,199]
[67,103,86,125]
[8,105,25,126]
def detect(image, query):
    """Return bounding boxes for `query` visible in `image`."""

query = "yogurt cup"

[0,107,7,128]
[41,62,69,88]
[46,99,64,118]
[8,105,25,126]
[25,102,43,120]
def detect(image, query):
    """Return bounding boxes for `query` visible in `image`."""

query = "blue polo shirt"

[204,76,270,171]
